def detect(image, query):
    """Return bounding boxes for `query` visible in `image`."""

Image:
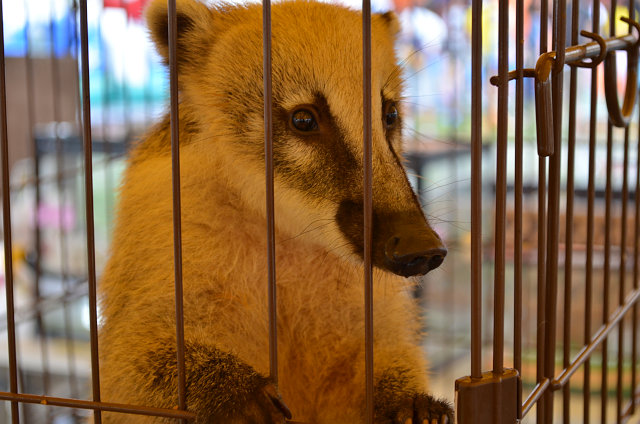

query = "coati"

[98,0,453,422]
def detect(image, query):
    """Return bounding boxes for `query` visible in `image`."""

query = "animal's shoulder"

[128,112,201,164]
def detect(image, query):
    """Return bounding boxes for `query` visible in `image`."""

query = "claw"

[268,392,292,420]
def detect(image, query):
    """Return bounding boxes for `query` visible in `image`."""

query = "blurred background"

[0,0,638,422]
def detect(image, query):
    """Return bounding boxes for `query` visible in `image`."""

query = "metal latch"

[455,369,519,424]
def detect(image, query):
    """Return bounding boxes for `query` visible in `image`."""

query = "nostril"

[427,253,445,272]
[420,247,447,273]
[405,256,428,269]
[384,238,447,276]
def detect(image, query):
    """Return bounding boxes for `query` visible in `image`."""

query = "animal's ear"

[146,0,216,70]
[376,11,401,38]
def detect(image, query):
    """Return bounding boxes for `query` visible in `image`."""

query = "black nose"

[384,236,447,277]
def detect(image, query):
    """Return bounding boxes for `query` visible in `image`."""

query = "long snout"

[336,200,446,277]
[383,234,447,277]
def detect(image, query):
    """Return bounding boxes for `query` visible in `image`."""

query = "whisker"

[282,218,334,242]
[418,177,466,194]
[382,41,446,92]
[387,53,450,93]
[403,126,461,147]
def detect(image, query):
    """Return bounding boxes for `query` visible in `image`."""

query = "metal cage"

[455,0,640,422]
[0,0,640,423]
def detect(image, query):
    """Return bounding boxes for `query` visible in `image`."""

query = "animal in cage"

[98,0,452,422]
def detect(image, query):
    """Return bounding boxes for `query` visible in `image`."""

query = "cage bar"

[552,287,640,389]
[563,0,580,420]
[633,101,640,417]
[492,0,509,376]
[514,0,524,416]
[522,379,551,416]
[167,0,188,420]
[0,391,196,420]
[542,0,566,420]
[536,160,547,423]
[602,122,613,424]
[0,2,20,422]
[79,0,102,422]
[583,1,600,420]
[262,0,278,385]
[617,126,630,421]
[536,1,549,419]
[469,0,483,381]
[362,0,374,422]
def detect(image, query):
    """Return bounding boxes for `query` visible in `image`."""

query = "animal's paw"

[245,383,292,424]
[389,393,453,424]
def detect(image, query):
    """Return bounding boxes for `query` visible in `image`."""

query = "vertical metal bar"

[564,0,580,421]
[362,0,374,422]
[514,0,524,416]
[618,8,634,419]
[603,1,616,420]
[262,0,278,384]
[493,0,508,378]
[540,0,549,52]
[167,0,187,420]
[470,0,483,381]
[632,96,640,417]
[543,0,566,420]
[602,123,613,424]
[584,1,600,421]
[0,2,20,422]
[617,126,629,423]
[602,2,617,420]
[17,368,26,420]
[537,2,549,420]
[537,165,547,424]
[79,1,101,422]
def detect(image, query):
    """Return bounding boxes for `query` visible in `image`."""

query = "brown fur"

[98,0,451,422]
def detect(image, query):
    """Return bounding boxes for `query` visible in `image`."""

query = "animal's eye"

[383,101,399,129]
[291,109,318,132]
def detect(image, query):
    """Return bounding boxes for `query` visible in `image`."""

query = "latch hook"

[604,16,640,127]
[571,31,607,68]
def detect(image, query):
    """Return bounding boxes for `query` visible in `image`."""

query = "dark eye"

[383,101,399,129]
[291,109,318,132]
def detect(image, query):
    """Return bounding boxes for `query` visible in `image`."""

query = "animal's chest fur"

[171,189,425,421]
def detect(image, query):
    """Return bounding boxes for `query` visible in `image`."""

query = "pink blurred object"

[37,203,75,231]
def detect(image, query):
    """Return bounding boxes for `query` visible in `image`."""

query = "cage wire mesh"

[0,0,165,422]
[455,0,640,421]
[2,0,640,422]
